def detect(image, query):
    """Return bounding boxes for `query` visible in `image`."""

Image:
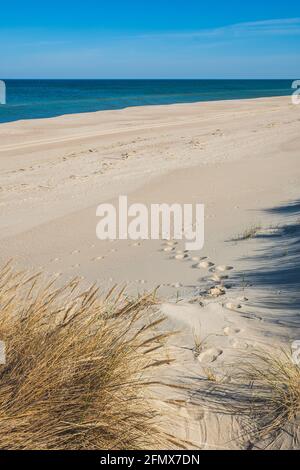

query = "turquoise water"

[0,79,294,124]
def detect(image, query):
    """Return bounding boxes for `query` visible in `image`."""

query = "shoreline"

[0,78,293,125]
[0,93,290,132]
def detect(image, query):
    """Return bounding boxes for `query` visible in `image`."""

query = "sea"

[0,79,294,124]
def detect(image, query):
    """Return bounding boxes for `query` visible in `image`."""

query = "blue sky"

[1,0,300,78]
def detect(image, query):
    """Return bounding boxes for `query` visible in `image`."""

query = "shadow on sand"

[232,199,300,333]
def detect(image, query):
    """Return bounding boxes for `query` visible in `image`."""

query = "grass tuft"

[0,262,174,450]
[199,348,300,446]
[232,224,261,242]
[234,349,300,442]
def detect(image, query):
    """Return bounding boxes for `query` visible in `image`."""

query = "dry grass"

[232,224,261,242]
[0,262,174,450]
[203,368,218,383]
[234,349,300,442]
[199,348,300,447]
[192,328,204,359]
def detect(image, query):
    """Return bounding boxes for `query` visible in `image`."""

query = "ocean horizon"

[0,79,294,124]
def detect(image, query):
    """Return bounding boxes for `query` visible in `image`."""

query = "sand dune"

[0,96,299,449]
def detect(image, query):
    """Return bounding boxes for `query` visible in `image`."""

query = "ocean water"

[0,79,294,124]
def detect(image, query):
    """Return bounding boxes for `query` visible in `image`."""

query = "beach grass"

[201,348,300,446]
[232,224,262,242]
[0,262,174,450]
[235,349,300,443]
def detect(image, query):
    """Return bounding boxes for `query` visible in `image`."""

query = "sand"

[0,96,300,449]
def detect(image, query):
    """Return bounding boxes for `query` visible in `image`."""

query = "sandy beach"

[1,95,300,449]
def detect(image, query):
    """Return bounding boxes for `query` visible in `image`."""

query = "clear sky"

[1,0,300,78]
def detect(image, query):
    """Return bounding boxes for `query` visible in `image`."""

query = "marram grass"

[0,262,174,450]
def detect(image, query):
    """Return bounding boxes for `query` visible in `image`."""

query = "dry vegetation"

[0,262,174,450]
[232,224,261,242]
[235,349,300,444]
[201,348,300,447]
[0,261,299,450]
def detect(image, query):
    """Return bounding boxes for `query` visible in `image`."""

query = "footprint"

[71,250,80,255]
[194,261,214,269]
[216,265,234,272]
[93,256,104,261]
[175,254,189,260]
[172,282,182,288]
[198,348,223,364]
[211,129,224,136]
[200,261,214,269]
[165,241,178,247]
[223,326,241,336]
[224,302,242,311]
[210,274,229,282]
[230,339,249,350]
[208,286,226,297]
[238,296,249,302]
[163,246,175,253]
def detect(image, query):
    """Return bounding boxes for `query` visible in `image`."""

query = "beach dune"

[1,96,300,448]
